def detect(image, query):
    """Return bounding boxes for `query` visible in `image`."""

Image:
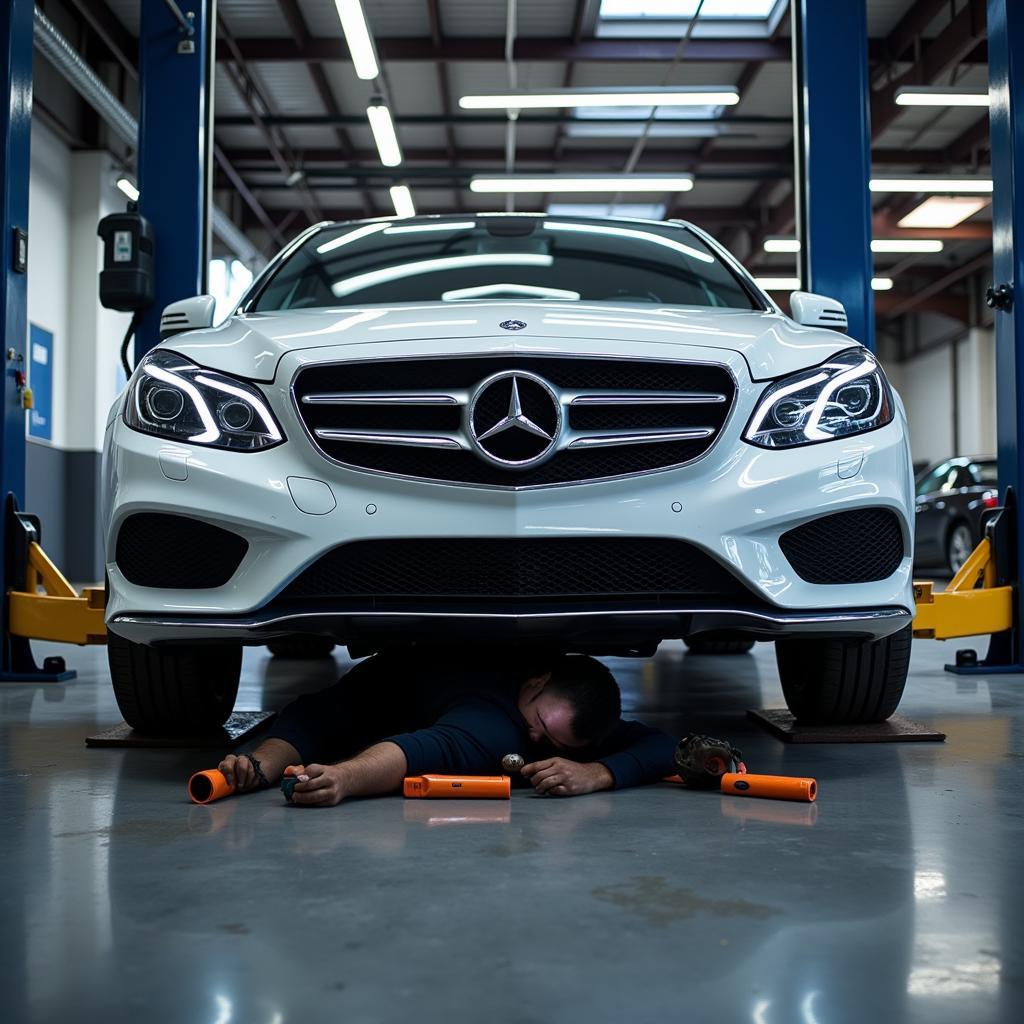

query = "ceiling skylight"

[597,0,787,37]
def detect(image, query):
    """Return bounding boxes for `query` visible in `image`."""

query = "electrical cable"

[120,310,143,380]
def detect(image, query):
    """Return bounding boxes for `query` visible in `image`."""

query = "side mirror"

[789,291,848,332]
[159,295,217,339]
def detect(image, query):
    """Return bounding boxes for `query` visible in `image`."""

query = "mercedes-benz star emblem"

[468,371,561,468]
[499,319,527,331]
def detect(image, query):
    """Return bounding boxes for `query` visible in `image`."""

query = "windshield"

[249,218,761,312]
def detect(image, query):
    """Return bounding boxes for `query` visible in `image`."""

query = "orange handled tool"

[187,769,235,804]
[403,774,511,799]
[720,772,817,802]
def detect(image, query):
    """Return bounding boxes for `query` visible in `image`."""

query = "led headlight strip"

[744,349,893,449]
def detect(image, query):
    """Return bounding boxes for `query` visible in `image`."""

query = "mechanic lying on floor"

[218,651,677,806]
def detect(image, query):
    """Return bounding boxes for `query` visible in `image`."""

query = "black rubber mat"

[747,708,946,743]
[85,711,276,748]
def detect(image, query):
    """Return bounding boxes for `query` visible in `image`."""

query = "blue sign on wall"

[28,323,53,441]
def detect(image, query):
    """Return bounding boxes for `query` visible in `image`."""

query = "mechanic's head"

[518,655,622,750]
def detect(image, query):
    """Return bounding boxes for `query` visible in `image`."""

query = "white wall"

[889,345,955,466]
[887,326,996,469]
[27,121,131,454]
[956,327,996,459]
[27,120,71,450]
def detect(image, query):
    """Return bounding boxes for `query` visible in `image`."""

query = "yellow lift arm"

[7,541,106,646]
[913,537,1014,640]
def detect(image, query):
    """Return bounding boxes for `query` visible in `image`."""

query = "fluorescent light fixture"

[543,219,714,263]
[316,221,391,255]
[471,175,694,194]
[389,185,416,218]
[601,1,779,16]
[897,196,990,229]
[367,103,402,167]
[755,277,800,291]
[116,177,139,201]
[763,237,800,253]
[335,0,379,80]
[870,177,993,193]
[895,86,989,107]
[756,275,895,291]
[547,202,667,220]
[331,254,554,298]
[442,283,580,301]
[384,220,476,234]
[871,239,944,253]
[764,238,945,254]
[459,87,739,110]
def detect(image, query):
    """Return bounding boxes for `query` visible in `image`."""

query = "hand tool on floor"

[403,774,511,798]
[670,734,817,802]
[721,772,817,802]
[672,733,747,788]
[187,769,234,804]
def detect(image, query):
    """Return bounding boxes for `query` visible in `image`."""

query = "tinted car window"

[251,219,760,312]
[969,461,997,486]
[916,463,952,497]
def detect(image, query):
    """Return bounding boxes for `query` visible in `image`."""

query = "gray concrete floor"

[1,636,1022,1024]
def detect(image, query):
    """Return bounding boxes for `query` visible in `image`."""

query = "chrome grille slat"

[566,428,715,449]
[302,391,467,406]
[566,391,726,406]
[314,429,465,449]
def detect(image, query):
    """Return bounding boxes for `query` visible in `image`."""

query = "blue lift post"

[791,0,875,351]
[135,0,214,360]
[982,0,1024,671]
[0,0,71,682]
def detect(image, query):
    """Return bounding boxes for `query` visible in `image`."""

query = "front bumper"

[109,603,912,650]
[104,341,916,647]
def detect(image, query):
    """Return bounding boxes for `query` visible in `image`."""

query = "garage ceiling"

[52,0,993,317]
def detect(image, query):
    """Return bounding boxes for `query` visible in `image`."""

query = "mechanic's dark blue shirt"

[268,653,677,789]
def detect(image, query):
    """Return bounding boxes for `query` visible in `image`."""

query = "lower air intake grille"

[279,538,750,602]
[116,513,249,589]
[780,509,905,584]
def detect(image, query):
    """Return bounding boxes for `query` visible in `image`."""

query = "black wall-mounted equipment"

[97,202,155,312]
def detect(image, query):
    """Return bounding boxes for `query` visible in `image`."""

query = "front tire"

[107,631,242,734]
[775,625,912,724]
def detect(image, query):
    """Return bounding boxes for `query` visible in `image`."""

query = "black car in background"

[914,457,998,574]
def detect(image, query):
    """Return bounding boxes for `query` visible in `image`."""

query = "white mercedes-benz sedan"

[102,214,915,734]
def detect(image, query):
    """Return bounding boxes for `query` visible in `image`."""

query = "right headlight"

[124,349,284,451]
[744,348,894,449]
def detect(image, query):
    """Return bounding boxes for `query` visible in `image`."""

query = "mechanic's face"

[518,675,587,750]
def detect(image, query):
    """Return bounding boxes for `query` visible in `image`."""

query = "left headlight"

[744,348,894,449]
[124,349,284,451]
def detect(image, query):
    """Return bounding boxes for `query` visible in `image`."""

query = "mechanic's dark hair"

[542,655,621,745]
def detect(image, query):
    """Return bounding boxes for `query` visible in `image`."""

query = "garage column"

[0,0,31,511]
[792,0,875,350]
[988,0,1024,652]
[135,0,215,358]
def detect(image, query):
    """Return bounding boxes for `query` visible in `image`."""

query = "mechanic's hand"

[218,754,261,793]
[521,758,614,797]
[289,763,347,807]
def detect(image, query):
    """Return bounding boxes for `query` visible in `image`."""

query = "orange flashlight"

[187,769,235,804]
[720,772,817,802]
[403,774,511,799]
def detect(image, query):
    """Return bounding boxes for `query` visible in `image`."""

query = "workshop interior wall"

[25,118,127,580]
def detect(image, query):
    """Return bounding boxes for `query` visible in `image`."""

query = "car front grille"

[115,513,249,589]
[779,509,905,584]
[292,356,735,487]
[278,537,752,602]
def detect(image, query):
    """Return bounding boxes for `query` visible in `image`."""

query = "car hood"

[165,301,857,383]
